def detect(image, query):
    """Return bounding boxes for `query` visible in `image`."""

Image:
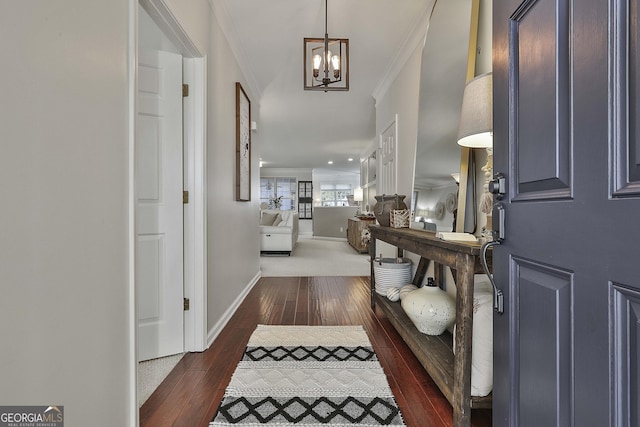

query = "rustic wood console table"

[368,225,491,427]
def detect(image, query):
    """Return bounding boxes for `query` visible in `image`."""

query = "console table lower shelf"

[373,293,492,410]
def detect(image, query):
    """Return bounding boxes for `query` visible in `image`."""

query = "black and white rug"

[210,325,405,426]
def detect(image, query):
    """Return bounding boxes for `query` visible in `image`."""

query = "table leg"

[369,237,376,308]
[452,253,475,427]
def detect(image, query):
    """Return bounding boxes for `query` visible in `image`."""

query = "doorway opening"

[134,0,207,409]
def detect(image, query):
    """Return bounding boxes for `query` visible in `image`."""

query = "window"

[320,184,352,206]
[260,177,296,210]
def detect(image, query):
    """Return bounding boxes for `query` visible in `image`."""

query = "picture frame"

[235,82,251,201]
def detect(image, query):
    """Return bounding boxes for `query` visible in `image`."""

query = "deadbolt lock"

[488,173,506,200]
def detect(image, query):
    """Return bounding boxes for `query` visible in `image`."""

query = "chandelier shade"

[303,0,349,91]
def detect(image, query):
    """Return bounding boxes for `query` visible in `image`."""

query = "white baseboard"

[311,236,347,242]
[206,271,262,348]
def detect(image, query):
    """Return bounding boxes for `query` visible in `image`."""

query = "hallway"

[140,276,492,427]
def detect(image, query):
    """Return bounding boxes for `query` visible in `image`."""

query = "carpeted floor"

[138,353,185,407]
[260,235,371,277]
[210,325,405,426]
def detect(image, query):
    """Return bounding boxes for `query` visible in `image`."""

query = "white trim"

[207,272,262,347]
[372,1,436,105]
[183,57,208,352]
[131,1,208,420]
[127,0,139,424]
[139,0,203,56]
[138,0,208,355]
[309,236,348,242]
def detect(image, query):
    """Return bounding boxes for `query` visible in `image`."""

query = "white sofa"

[260,209,299,255]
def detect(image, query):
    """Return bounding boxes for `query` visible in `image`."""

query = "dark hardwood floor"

[140,276,492,427]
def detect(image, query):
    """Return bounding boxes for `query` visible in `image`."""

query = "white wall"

[260,168,313,181]
[374,44,423,205]
[0,1,133,425]
[371,43,423,257]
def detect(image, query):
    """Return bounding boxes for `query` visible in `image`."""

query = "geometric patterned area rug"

[210,325,406,426]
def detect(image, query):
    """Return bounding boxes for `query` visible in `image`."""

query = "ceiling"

[211,0,435,174]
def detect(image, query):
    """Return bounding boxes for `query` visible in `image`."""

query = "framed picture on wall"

[235,82,251,201]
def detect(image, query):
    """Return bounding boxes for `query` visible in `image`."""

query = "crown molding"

[207,0,263,102]
[372,0,436,105]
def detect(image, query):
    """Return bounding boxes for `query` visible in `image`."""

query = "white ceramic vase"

[401,282,455,335]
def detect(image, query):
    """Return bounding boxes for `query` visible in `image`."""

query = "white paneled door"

[136,50,184,362]
[379,116,398,194]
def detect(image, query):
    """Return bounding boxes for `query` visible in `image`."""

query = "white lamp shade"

[457,73,493,148]
[353,187,363,202]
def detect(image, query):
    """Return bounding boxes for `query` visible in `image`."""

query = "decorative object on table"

[479,148,493,214]
[210,325,405,426]
[235,82,251,201]
[372,257,412,296]
[268,195,283,209]
[373,194,407,227]
[386,287,401,302]
[390,208,410,228]
[398,284,418,301]
[445,192,458,213]
[401,277,455,336]
[361,228,371,245]
[434,201,445,220]
[437,232,477,242]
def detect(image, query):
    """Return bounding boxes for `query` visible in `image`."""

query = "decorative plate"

[445,192,457,213]
[435,201,445,220]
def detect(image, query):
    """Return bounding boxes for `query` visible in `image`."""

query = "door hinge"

[183,298,190,311]
[183,190,189,204]
[182,83,189,97]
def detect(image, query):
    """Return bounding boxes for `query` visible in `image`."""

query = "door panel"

[511,0,571,199]
[613,0,640,195]
[379,118,397,194]
[513,257,572,426]
[611,283,640,426]
[628,0,640,184]
[494,0,640,425]
[137,49,184,362]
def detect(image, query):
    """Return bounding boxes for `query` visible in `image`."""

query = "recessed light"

[348,158,354,162]
[328,161,333,165]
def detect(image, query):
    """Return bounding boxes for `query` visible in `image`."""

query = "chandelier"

[303,0,349,91]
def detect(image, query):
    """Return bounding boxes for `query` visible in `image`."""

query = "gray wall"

[0,0,262,425]
[206,9,262,334]
[313,207,359,238]
[0,0,133,425]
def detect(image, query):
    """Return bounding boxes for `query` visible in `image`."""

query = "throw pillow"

[260,212,279,226]
[453,274,494,397]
